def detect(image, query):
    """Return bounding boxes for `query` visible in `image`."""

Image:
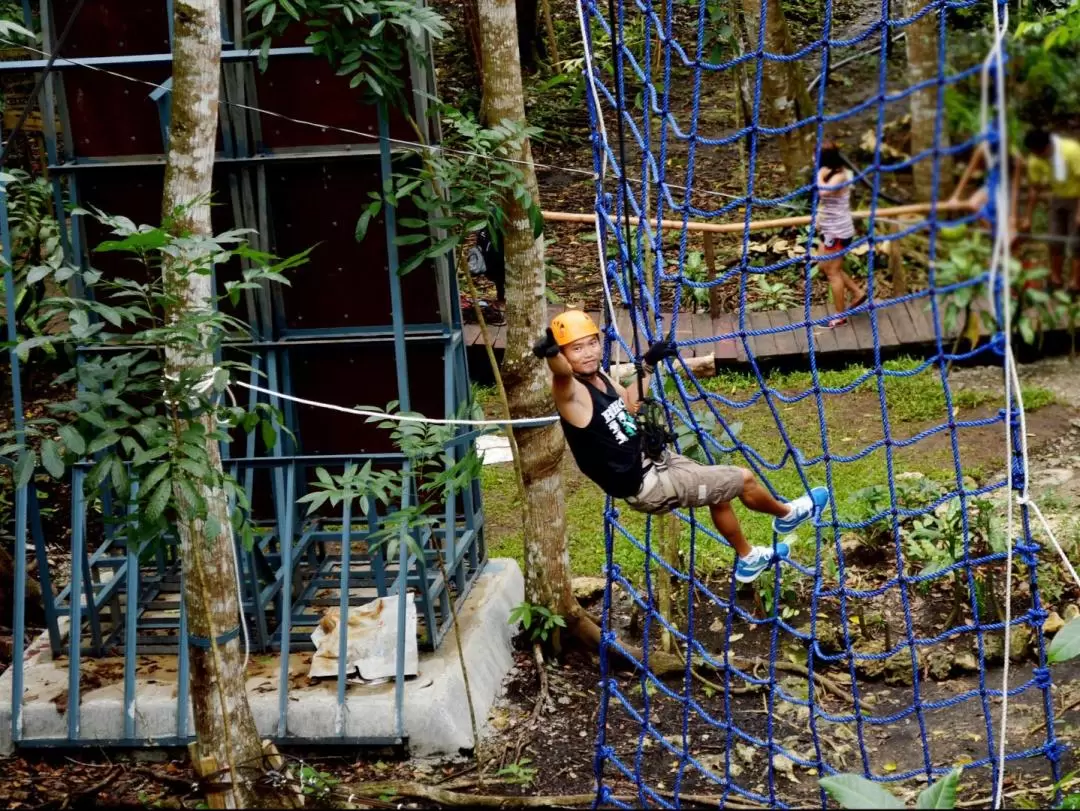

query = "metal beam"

[46,144,412,173]
[0,45,317,73]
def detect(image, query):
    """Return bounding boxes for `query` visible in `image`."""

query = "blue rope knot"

[601,630,618,647]
[1015,539,1040,565]
[1033,667,1052,690]
[1046,739,1068,763]
[1028,608,1049,627]
[1011,459,1026,492]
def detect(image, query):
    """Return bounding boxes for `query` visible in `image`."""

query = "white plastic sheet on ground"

[308,595,419,683]
[476,433,513,465]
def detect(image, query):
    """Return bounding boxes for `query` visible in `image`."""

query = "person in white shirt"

[816,142,866,328]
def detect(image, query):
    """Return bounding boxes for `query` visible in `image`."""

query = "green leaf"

[261,420,277,451]
[87,456,113,489]
[16,335,58,354]
[88,433,120,455]
[41,439,65,479]
[14,450,35,489]
[146,479,172,520]
[26,265,51,284]
[1048,617,1080,663]
[818,774,905,809]
[205,514,222,541]
[59,424,86,456]
[141,461,170,494]
[916,768,961,809]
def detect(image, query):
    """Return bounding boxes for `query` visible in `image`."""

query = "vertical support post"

[2,179,30,745]
[380,100,411,728]
[276,463,296,738]
[335,496,352,736]
[177,569,191,739]
[67,471,86,741]
[123,484,140,739]
[378,104,411,412]
[394,463,410,742]
[704,231,720,318]
[442,341,458,586]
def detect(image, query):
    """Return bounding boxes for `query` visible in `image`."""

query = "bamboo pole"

[542,199,975,234]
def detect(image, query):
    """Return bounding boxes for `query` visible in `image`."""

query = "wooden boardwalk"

[463,293,997,368]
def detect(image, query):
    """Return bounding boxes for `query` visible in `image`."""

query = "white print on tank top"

[601,399,638,444]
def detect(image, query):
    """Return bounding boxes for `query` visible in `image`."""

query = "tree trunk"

[162,3,291,807]
[739,0,813,180]
[475,0,577,622]
[904,0,948,199]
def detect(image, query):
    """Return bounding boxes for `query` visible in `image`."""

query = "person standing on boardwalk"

[532,309,828,583]
[816,143,866,328]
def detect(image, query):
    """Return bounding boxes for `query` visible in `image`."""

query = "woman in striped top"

[816,143,866,328]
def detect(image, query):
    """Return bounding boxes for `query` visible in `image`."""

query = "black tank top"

[560,374,644,499]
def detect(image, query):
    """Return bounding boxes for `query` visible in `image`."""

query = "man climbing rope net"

[532,309,829,583]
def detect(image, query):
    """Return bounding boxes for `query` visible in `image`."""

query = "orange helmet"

[550,309,600,346]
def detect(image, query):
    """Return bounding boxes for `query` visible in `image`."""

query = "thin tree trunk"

[162,3,291,807]
[474,0,686,676]
[739,0,813,180]
[476,0,576,622]
[462,0,485,97]
[539,0,559,68]
[904,0,949,199]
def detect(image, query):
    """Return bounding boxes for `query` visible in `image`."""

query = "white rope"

[233,379,558,427]
[576,0,625,366]
[981,2,1080,804]
[983,2,1015,803]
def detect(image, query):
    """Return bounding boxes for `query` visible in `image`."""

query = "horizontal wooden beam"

[542,199,976,235]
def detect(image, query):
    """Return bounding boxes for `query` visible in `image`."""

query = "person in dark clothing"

[466,228,506,306]
[533,310,828,583]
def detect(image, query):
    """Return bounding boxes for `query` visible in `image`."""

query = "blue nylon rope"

[581,0,1060,806]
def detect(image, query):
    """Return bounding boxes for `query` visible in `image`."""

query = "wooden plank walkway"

[462,293,1020,369]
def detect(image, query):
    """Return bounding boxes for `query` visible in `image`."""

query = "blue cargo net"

[575,0,1070,807]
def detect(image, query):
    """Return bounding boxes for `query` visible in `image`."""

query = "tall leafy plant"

[1,205,309,551]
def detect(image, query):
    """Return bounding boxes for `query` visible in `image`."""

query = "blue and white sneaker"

[773,486,830,534]
[735,541,790,584]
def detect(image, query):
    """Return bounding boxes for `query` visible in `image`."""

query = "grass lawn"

[480,358,1059,584]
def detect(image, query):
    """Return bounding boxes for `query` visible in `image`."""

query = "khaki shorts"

[624,452,745,515]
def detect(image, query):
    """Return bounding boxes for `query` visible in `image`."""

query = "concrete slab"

[0,557,524,756]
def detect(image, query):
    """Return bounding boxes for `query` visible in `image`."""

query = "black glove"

[642,339,678,372]
[532,328,561,360]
